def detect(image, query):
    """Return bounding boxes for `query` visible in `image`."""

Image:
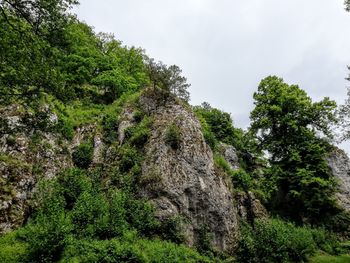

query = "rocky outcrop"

[139,91,239,251]
[327,148,350,211]
[219,143,240,170]
[235,191,267,223]
[0,104,74,233]
[0,91,241,252]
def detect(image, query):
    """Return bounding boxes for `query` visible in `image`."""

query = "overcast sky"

[75,0,350,150]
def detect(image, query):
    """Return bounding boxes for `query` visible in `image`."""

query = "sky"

[75,0,350,151]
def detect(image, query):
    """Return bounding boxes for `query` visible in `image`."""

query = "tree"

[0,0,79,39]
[346,0,350,11]
[0,0,79,101]
[146,58,190,102]
[250,76,338,224]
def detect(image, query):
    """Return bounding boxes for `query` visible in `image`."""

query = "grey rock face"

[327,148,350,211]
[235,191,267,223]
[139,93,239,251]
[220,143,240,170]
[0,105,73,233]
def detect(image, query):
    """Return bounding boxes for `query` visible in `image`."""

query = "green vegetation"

[250,76,340,226]
[236,219,343,263]
[310,253,350,263]
[2,1,350,262]
[0,167,219,262]
[165,123,181,149]
[72,141,94,169]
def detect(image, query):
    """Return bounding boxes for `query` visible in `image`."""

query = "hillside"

[1,1,350,262]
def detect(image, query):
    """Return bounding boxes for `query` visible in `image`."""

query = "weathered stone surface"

[235,191,268,223]
[118,108,134,144]
[0,105,73,233]
[220,143,240,170]
[327,148,350,211]
[139,93,239,251]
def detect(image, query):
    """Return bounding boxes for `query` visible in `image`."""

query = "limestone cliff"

[0,90,241,252]
[327,147,350,211]
[138,91,238,250]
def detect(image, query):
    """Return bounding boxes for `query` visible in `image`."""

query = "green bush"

[159,216,186,244]
[230,168,253,191]
[203,129,217,151]
[0,231,27,263]
[165,123,181,149]
[119,146,141,173]
[56,118,75,140]
[60,235,214,263]
[72,142,94,169]
[236,219,317,263]
[102,113,119,143]
[214,155,231,173]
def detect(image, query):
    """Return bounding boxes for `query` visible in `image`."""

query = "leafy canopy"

[250,76,338,224]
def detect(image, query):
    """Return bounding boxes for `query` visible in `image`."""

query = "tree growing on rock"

[146,58,190,102]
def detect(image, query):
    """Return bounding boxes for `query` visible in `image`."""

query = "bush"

[56,118,75,140]
[72,142,94,169]
[60,235,214,263]
[230,168,253,191]
[203,129,217,151]
[119,146,141,173]
[102,113,119,143]
[0,231,27,263]
[236,219,317,263]
[164,123,181,149]
[159,216,186,244]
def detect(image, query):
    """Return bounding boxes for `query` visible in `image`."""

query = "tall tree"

[250,76,338,224]
[0,0,79,101]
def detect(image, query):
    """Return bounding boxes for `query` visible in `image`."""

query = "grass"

[310,252,350,263]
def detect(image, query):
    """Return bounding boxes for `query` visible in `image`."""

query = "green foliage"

[250,76,339,224]
[119,146,142,173]
[60,234,214,263]
[196,225,214,254]
[230,168,253,191]
[165,123,181,149]
[128,116,152,148]
[214,155,231,173]
[72,142,94,169]
[236,219,332,263]
[194,104,239,146]
[310,254,350,263]
[159,216,186,244]
[102,113,119,143]
[3,167,168,262]
[0,231,27,263]
[146,58,190,102]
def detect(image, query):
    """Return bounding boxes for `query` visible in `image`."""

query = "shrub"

[119,146,141,173]
[102,113,119,143]
[196,225,214,254]
[214,155,231,173]
[159,216,186,244]
[236,219,317,263]
[133,110,144,122]
[164,123,181,149]
[58,168,92,209]
[72,142,94,169]
[230,168,253,191]
[60,235,214,263]
[0,231,27,263]
[203,129,217,151]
